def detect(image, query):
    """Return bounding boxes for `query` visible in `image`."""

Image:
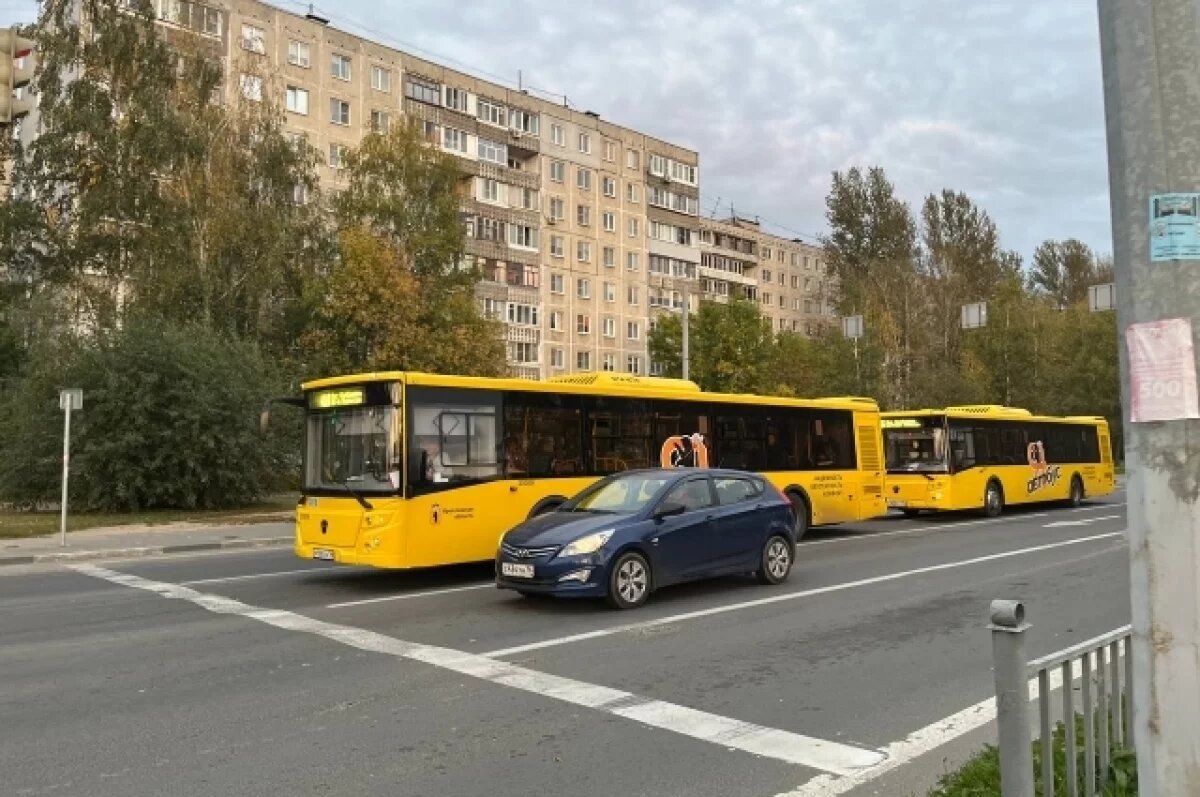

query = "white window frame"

[477,137,507,165]
[330,98,350,126]
[577,168,592,191]
[626,183,639,203]
[478,99,507,127]
[626,149,639,170]
[604,141,617,162]
[370,109,390,133]
[603,317,616,338]
[627,321,640,340]
[371,65,391,92]
[603,211,616,232]
[604,282,616,303]
[549,197,565,221]
[576,204,591,227]
[551,123,565,146]
[628,218,640,238]
[241,24,265,54]
[627,355,642,375]
[603,246,616,268]
[578,131,592,154]
[577,277,591,298]
[577,351,591,369]
[550,236,565,259]
[550,161,565,183]
[507,224,538,251]
[328,142,347,169]
[331,53,351,82]
[627,252,639,272]
[627,286,639,305]
[285,85,309,115]
[549,311,563,331]
[603,176,617,198]
[551,348,565,369]
[287,40,310,68]
[239,74,262,102]
[576,314,591,335]
[443,127,468,153]
[550,273,565,294]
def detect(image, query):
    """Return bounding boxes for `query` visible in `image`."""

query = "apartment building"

[698,216,838,337]
[94,0,700,379]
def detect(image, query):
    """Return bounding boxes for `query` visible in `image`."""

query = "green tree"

[648,299,775,393]
[1029,239,1107,309]
[772,330,859,398]
[821,166,921,407]
[0,317,292,511]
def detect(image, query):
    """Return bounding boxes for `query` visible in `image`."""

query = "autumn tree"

[303,121,504,377]
[1028,239,1108,309]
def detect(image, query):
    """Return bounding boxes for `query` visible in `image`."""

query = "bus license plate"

[501,562,534,579]
[313,548,335,561]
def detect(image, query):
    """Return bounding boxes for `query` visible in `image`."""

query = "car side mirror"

[653,501,687,521]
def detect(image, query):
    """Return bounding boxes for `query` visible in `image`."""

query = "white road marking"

[326,582,493,609]
[68,564,883,776]
[799,501,1124,549]
[780,646,1124,796]
[1043,514,1123,528]
[481,531,1125,659]
[181,569,326,586]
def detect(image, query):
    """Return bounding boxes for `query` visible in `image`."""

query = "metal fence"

[989,599,1133,797]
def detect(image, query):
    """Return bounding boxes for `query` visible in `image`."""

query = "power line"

[704,198,825,245]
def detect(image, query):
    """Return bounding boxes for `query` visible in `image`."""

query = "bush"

[0,317,299,511]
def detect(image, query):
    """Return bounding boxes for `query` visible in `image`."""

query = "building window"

[627,252,639,271]
[577,351,591,370]
[628,218,639,238]
[762,269,772,282]
[577,241,592,263]
[239,74,262,102]
[603,317,616,338]
[669,160,697,185]
[762,247,772,260]
[576,204,591,227]
[648,154,667,176]
[405,77,440,105]
[241,24,265,53]
[578,132,592,153]
[778,295,785,308]
[779,271,785,285]
[762,292,772,305]
[551,124,564,146]
[603,176,617,197]
[577,168,592,191]
[627,355,642,375]
[627,321,640,340]
[550,237,564,259]
[550,273,565,294]
[604,282,616,302]
[421,120,437,141]
[506,303,539,327]
[370,110,390,133]
[481,298,503,319]
[478,138,507,165]
[508,341,538,364]
[444,86,469,112]
[285,86,309,115]
[602,140,616,161]
[510,109,539,135]
[626,149,639,170]
[478,99,506,127]
[551,348,565,369]
[516,187,537,211]
[602,353,616,371]
[792,275,800,289]
[577,314,591,334]
[479,178,501,203]
[293,183,308,205]
[550,160,565,182]
[330,98,350,125]
[331,53,351,81]
[577,277,591,298]
[442,127,468,153]
[549,311,563,331]
[603,246,615,268]
[549,197,565,221]
[371,65,391,92]
[627,286,639,305]
[507,224,538,250]
[287,40,310,67]
[328,143,347,169]
[603,211,616,232]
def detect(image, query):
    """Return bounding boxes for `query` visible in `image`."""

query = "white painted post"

[58,389,82,547]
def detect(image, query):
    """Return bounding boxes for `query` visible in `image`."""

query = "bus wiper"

[340,479,374,510]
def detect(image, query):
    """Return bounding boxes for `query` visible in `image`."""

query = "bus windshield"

[305,405,402,493]
[884,417,949,474]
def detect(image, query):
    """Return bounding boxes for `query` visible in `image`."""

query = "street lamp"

[842,314,864,390]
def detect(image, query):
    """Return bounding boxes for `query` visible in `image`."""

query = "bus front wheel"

[983,481,1004,518]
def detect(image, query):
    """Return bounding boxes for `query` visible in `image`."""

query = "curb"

[0,536,294,567]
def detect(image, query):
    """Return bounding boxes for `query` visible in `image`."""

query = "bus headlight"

[559,530,614,558]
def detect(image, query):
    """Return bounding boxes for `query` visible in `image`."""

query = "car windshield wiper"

[340,478,374,510]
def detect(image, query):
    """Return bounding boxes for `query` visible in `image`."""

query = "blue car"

[496,468,797,610]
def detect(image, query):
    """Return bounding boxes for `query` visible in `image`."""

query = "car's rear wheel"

[1068,476,1085,507]
[756,534,793,585]
[606,551,651,610]
[983,481,1004,518]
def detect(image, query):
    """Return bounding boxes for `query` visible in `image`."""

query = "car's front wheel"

[606,551,652,610]
[756,534,793,585]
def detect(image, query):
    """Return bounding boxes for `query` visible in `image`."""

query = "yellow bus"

[287,371,889,569]
[881,406,1115,517]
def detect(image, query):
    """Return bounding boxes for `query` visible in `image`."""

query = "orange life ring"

[660,434,709,469]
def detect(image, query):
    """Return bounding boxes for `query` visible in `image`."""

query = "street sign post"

[58,389,82,547]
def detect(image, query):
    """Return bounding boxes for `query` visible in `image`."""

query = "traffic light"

[0,26,35,126]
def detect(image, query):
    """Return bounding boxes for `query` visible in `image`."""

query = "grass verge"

[0,495,298,539]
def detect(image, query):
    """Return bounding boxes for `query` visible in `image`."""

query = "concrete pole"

[989,600,1034,797]
[1097,1,1200,792]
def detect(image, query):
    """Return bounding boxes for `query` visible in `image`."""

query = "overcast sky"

[2,0,1112,263]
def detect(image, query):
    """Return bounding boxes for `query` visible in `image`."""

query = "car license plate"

[501,562,534,578]
[313,548,335,561]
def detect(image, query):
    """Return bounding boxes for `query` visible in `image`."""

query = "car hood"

[503,511,632,547]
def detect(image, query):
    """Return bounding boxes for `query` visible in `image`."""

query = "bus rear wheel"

[1067,476,1085,508]
[982,482,1004,518]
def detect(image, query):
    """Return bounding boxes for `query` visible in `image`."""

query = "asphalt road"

[0,494,1129,797]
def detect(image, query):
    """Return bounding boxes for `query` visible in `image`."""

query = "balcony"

[509,365,541,381]
[506,326,541,344]
[699,264,755,287]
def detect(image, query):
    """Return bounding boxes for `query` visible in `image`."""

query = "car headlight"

[559,530,614,557]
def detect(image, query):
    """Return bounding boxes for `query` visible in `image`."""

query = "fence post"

[990,599,1035,797]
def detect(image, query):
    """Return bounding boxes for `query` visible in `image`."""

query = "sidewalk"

[0,517,295,566]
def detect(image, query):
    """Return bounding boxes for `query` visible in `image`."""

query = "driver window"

[663,478,715,512]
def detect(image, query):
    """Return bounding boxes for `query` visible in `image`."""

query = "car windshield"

[884,417,949,473]
[569,473,673,513]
